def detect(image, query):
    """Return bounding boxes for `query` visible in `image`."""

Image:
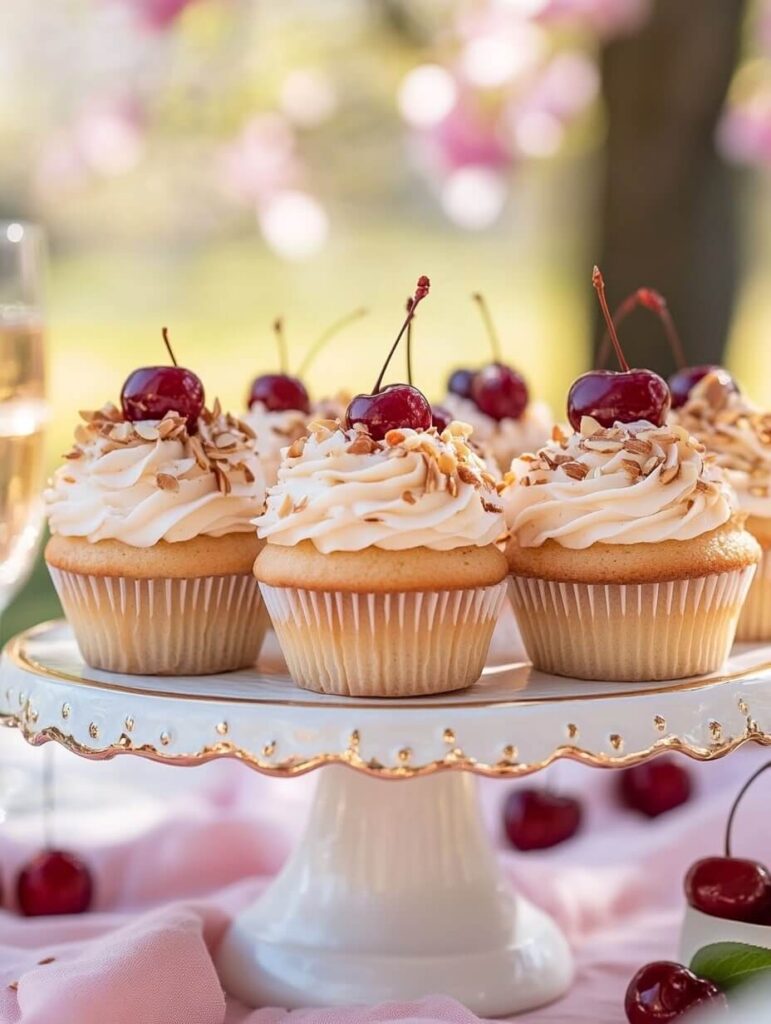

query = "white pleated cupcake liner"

[508,565,756,682]
[260,582,507,697]
[736,547,771,642]
[48,567,269,676]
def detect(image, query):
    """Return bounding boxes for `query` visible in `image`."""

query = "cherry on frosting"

[248,318,311,415]
[447,368,476,400]
[468,293,529,421]
[668,365,739,410]
[17,849,93,917]
[121,328,205,432]
[684,760,771,923]
[345,277,433,441]
[567,268,670,431]
[624,962,727,1024]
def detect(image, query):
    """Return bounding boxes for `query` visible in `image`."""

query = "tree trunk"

[597,0,747,374]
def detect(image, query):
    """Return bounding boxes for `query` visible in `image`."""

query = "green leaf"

[690,942,771,991]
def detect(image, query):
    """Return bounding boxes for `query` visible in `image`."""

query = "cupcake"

[673,370,771,641]
[244,310,366,486]
[440,293,552,472]
[45,334,268,675]
[254,277,508,698]
[501,268,760,682]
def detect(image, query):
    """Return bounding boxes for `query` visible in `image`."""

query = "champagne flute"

[0,221,47,614]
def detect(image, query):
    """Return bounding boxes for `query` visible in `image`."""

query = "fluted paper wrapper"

[260,582,507,697]
[736,548,771,642]
[49,568,269,675]
[508,566,755,682]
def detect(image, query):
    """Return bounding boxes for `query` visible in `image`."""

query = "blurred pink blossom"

[537,0,651,38]
[218,114,302,206]
[429,99,511,172]
[717,97,771,166]
[117,0,204,30]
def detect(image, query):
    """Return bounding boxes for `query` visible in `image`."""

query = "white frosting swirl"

[501,417,734,549]
[243,401,309,487]
[673,374,771,521]
[442,394,552,472]
[256,422,503,553]
[46,409,266,547]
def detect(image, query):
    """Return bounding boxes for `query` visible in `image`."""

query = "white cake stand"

[2,614,771,1016]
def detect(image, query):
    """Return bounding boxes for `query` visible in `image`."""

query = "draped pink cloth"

[0,745,767,1024]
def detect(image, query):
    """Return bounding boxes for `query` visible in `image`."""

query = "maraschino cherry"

[567,268,670,431]
[595,284,739,411]
[345,277,433,441]
[618,758,693,819]
[503,787,582,851]
[624,962,727,1023]
[248,308,367,416]
[685,760,771,924]
[248,318,311,415]
[445,294,529,421]
[16,849,93,917]
[120,328,205,432]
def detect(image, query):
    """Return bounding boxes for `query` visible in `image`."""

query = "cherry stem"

[297,306,368,377]
[472,292,502,363]
[596,288,687,370]
[725,759,771,858]
[273,318,288,374]
[592,266,629,373]
[373,276,430,393]
[405,297,414,386]
[162,327,178,367]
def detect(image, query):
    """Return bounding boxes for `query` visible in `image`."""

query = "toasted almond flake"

[346,434,377,455]
[135,423,160,442]
[211,397,222,419]
[480,471,497,489]
[660,464,680,485]
[156,472,180,492]
[623,437,653,456]
[437,452,457,476]
[293,495,309,512]
[695,479,712,493]
[382,430,405,450]
[551,423,568,444]
[642,455,664,475]
[402,489,416,504]
[457,464,478,485]
[215,432,237,449]
[449,420,473,438]
[62,449,82,460]
[447,474,458,497]
[37,957,55,966]
[621,459,642,478]
[521,476,531,487]
[563,461,588,481]
[287,437,306,459]
[278,493,293,518]
[482,497,503,513]
[213,464,231,496]
[62,475,77,484]
[584,439,624,453]
[188,436,210,470]
[364,516,382,522]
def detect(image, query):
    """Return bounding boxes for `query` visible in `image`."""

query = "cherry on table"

[668,365,739,410]
[685,856,771,924]
[17,849,93,917]
[503,788,582,851]
[625,961,727,1023]
[447,368,476,400]
[617,758,692,819]
[567,267,670,431]
[121,328,204,432]
[248,373,310,414]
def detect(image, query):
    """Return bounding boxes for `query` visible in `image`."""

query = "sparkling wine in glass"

[0,222,47,614]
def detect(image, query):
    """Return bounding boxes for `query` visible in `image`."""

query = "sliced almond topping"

[287,437,307,459]
[438,451,457,476]
[135,423,160,442]
[660,464,680,485]
[213,463,231,496]
[347,434,377,455]
[621,459,642,478]
[156,472,180,492]
[562,461,589,481]
[642,455,665,476]
[278,493,294,518]
[481,497,503,513]
[457,464,478,486]
[623,437,653,456]
[385,429,406,447]
[293,495,309,512]
[402,490,417,504]
[62,448,82,460]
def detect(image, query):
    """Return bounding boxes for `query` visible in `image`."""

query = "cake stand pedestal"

[3,617,771,1016]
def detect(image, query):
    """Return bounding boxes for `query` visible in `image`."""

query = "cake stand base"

[217,766,573,1016]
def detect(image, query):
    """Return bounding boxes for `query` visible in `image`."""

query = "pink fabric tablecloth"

[0,744,768,1024]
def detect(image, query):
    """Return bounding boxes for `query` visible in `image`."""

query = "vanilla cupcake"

[501,416,759,681]
[46,401,268,675]
[254,419,508,697]
[674,372,771,641]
